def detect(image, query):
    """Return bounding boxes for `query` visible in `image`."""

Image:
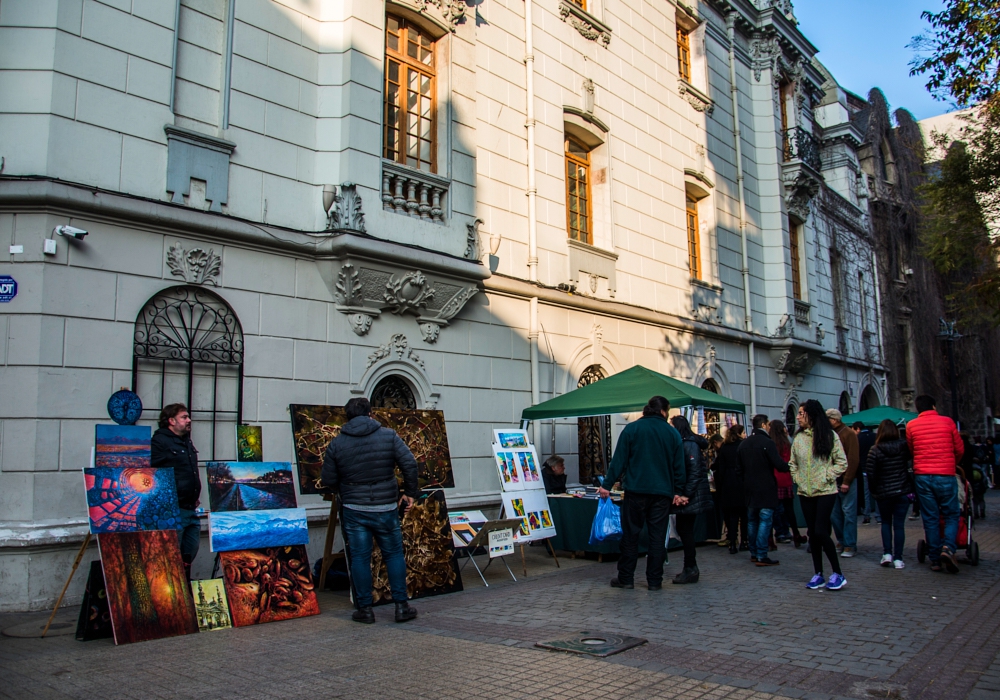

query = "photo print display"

[236,425,263,462]
[494,429,529,449]
[516,451,541,484]
[290,405,455,495]
[209,508,309,552]
[207,462,297,512]
[95,425,151,469]
[84,467,181,532]
[501,490,556,542]
[492,447,523,491]
[97,530,199,645]
[220,545,320,627]
[448,510,488,548]
[190,579,233,632]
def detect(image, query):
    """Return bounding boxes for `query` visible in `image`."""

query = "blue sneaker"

[806,574,825,589]
[826,573,846,590]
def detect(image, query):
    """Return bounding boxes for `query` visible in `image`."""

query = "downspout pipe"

[529,297,541,440]
[726,11,757,414]
[524,0,539,283]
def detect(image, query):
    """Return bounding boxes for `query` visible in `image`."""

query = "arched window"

[860,385,880,411]
[132,286,244,461]
[577,365,610,484]
[700,379,720,436]
[839,391,852,416]
[384,15,436,173]
[785,403,797,436]
[370,375,417,410]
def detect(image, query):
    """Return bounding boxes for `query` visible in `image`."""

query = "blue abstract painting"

[85,467,181,532]
[209,508,309,552]
[95,425,151,469]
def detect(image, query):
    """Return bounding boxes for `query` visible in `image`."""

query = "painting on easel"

[289,405,455,495]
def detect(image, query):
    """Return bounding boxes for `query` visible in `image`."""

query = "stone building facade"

[0,0,886,611]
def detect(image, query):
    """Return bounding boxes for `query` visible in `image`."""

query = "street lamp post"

[938,318,963,426]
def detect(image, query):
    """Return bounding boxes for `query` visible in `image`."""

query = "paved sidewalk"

[5,491,1000,699]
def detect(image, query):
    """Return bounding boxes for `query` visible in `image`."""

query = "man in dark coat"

[598,396,687,591]
[322,397,420,624]
[854,422,877,523]
[737,414,789,567]
[151,403,201,579]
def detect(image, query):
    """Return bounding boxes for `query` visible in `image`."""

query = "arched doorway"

[370,374,418,409]
[577,365,610,485]
[701,379,721,436]
[839,391,852,416]
[860,385,880,411]
[785,403,797,436]
[132,285,244,461]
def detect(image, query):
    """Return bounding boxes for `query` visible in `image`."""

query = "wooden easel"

[42,533,92,638]
[317,494,345,591]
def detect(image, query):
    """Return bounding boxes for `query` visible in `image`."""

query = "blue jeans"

[772,501,790,539]
[877,496,911,560]
[178,509,201,564]
[831,481,858,549]
[915,474,960,562]
[342,507,408,608]
[747,508,774,559]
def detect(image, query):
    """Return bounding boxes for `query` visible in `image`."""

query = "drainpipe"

[529,297,541,440]
[726,11,757,414]
[524,0,538,283]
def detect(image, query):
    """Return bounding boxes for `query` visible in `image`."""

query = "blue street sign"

[0,275,17,302]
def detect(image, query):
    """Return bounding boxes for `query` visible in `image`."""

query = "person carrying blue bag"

[597,396,688,591]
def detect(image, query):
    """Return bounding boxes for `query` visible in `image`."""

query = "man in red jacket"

[906,395,965,573]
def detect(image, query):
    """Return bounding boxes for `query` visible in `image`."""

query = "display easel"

[317,494,345,591]
[42,533,92,638]
[454,518,523,586]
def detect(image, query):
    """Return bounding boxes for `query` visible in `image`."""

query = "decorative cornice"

[563,106,611,134]
[684,168,716,190]
[678,80,714,114]
[558,1,612,46]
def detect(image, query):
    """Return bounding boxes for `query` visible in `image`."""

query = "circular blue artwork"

[107,390,143,426]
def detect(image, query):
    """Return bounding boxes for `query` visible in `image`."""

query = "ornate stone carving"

[167,242,221,286]
[346,311,375,336]
[384,271,436,315]
[335,263,363,306]
[559,1,611,46]
[465,218,482,261]
[415,0,465,27]
[325,182,367,233]
[417,286,479,343]
[367,333,425,371]
[749,32,781,82]
[418,322,441,343]
[678,80,714,114]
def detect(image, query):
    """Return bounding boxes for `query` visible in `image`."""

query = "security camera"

[54,225,88,239]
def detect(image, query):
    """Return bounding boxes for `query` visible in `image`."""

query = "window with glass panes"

[677,26,692,81]
[686,194,701,278]
[384,16,436,173]
[789,216,802,299]
[568,0,587,8]
[565,137,592,244]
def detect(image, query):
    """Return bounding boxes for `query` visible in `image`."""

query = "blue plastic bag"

[589,497,623,545]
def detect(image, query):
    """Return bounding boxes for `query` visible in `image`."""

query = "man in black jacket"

[322,398,420,624]
[737,414,789,567]
[151,403,202,579]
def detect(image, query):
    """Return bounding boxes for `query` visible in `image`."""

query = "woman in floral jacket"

[789,399,849,590]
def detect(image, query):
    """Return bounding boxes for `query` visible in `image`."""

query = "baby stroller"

[916,475,979,566]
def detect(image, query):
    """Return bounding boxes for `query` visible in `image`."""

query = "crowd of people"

[597,393,979,591]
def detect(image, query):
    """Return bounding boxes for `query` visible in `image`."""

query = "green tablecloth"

[546,495,720,555]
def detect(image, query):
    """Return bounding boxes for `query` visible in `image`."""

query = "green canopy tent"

[841,406,918,428]
[520,365,746,422]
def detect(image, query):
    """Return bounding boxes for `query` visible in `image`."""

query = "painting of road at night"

[84,467,181,533]
[206,462,297,512]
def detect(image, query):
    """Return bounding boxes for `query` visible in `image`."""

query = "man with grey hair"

[827,408,860,557]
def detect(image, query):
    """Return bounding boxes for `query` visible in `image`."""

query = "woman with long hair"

[864,419,912,569]
[770,419,805,546]
[669,415,712,583]
[789,400,849,590]
[712,424,747,554]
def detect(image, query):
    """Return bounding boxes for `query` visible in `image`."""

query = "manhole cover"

[536,631,646,657]
[1,616,77,638]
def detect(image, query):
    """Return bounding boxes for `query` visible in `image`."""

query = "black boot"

[394,601,418,623]
[729,542,738,554]
[672,566,700,584]
[352,606,375,624]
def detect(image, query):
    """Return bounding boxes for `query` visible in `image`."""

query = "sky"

[793,0,956,121]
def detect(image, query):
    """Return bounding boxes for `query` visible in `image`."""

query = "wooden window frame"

[686,194,701,279]
[677,25,692,82]
[789,216,802,300]
[568,0,587,9]
[384,15,438,173]
[565,135,593,245]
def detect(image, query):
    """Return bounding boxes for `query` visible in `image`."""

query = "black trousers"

[675,513,698,569]
[800,494,842,576]
[618,492,672,586]
[723,506,747,544]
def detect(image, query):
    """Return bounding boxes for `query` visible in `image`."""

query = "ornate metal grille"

[577,365,611,484]
[370,375,417,410]
[132,285,244,461]
[782,126,822,171]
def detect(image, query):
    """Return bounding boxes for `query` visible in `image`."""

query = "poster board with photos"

[448,510,489,548]
[501,490,556,542]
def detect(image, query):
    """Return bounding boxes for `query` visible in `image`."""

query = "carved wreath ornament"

[384,271,436,315]
[167,242,221,286]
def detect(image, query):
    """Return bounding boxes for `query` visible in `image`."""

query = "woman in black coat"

[712,425,747,554]
[864,419,912,569]
[670,415,712,583]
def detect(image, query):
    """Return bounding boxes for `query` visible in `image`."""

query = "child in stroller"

[917,466,980,567]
